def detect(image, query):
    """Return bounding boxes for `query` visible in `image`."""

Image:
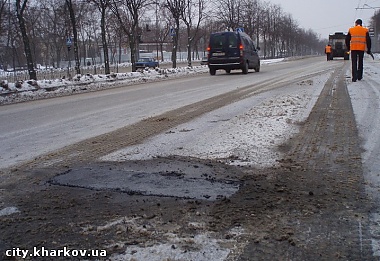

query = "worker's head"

[355,19,363,26]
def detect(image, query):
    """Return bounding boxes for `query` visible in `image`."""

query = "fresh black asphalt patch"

[48,157,242,201]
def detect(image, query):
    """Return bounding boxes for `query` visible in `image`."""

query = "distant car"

[135,58,159,69]
[207,31,260,75]
[200,56,208,65]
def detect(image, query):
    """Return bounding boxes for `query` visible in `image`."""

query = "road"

[0,57,336,169]
[1,56,380,260]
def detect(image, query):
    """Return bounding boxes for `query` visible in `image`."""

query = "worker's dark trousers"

[351,50,364,81]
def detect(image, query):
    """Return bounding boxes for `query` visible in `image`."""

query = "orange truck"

[328,32,350,60]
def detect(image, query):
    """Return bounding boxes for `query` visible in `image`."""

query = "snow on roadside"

[111,233,232,261]
[347,56,380,257]
[0,66,209,105]
[85,215,248,261]
[102,74,328,168]
[0,59,284,105]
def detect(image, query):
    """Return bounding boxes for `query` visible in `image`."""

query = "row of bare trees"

[0,0,326,80]
[370,10,380,52]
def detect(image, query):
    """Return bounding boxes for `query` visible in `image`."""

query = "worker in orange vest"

[325,44,332,61]
[345,19,372,82]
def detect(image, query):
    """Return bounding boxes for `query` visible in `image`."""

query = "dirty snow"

[82,216,249,261]
[0,206,20,217]
[102,76,327,168]
[111,233,231,261]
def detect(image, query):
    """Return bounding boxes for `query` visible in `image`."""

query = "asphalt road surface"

[1,57,379,260]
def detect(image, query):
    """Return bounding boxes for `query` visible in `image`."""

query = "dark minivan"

[207,31,260,75]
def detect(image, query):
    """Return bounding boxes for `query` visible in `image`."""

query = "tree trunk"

[66,0,81,75]
[186,26,192,67]
[100,6,110,74]
[171,34,177,68]
[16,0,37,80]
[160,44,164,62]
[130,33,137,71]
[171,22,180,68]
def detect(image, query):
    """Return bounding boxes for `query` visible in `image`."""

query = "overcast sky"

[269,0,380,40]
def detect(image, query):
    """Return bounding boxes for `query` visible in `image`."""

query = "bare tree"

[2,0,326,77]
[240,0,259,38]
[157,15,171,62]
[0,0,13,69]
[151,1,170,62]
[110,0,150,71]
[215,0,242,30]
[3,9,24,71]
[181,0,206,67]
[75,2,100,66]
[66,0,81,74]
[0,0,7,36]
[370,10,380,52]
[15,0,37,80]
[268,4,282,57]
[89,0,110,74]
[35,0,66,68]
[163,0,185,68]
[279,14,298,57]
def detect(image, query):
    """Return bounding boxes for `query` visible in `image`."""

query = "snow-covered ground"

[0,66,207,105]
[101,75,326,168]
[0,58,285,105]
[346,55,380,257]
[346,55,380,204]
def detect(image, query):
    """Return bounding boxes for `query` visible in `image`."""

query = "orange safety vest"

[349,25,368,51]
[325,45,332,53]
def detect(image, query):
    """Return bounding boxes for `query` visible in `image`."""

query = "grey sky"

[269,0,379,40]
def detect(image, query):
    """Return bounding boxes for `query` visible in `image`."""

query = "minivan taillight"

[239,44,243,56]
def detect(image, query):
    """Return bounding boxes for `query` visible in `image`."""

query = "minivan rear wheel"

[210,68,216,75]
[242,61,249,74]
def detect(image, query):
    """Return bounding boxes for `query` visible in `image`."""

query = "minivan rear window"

[210,33,238,49]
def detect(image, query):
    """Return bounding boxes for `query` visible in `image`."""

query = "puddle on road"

[49,157,242,201]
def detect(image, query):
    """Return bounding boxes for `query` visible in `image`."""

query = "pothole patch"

[48,157,242,201]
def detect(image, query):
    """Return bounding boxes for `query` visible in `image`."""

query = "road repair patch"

[48,157,242,201]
